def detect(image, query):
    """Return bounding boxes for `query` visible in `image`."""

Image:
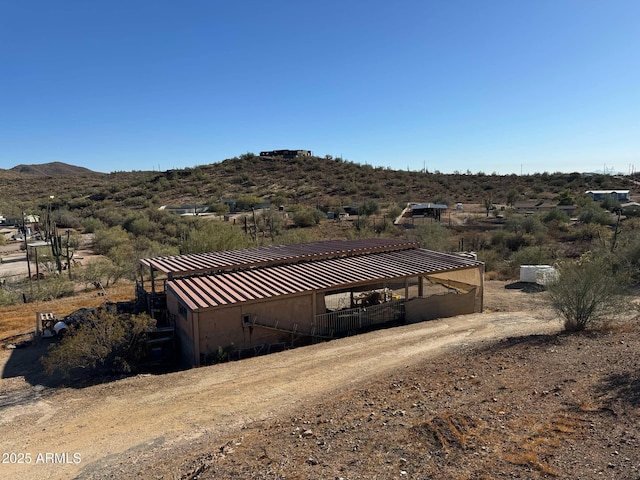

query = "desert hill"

[8,161,97,176]
[0,154,635,217]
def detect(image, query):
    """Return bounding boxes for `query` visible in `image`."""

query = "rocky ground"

[172,326,640,480]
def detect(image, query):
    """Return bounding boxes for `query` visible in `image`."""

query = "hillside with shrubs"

[0,153,639,309]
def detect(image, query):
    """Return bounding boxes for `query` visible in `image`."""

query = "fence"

[314,299,405,338]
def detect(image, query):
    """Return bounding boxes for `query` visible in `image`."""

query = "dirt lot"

[0,282,638,479]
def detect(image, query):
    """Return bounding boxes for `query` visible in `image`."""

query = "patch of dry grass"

[0,282,135,340]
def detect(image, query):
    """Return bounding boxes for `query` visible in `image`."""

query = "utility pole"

[22,212,32,280]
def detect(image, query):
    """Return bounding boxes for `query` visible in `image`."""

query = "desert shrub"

[509,246,551,270]
[256,209,285,238]
[30,275,76,302]
[477,249,504,275]
[505,215,545,235]
[180,220,252,254]
[210,202,229,215]
[235,195,263,211]
[0,281,21,306]
[578,202,613,225]
[556,190,575,206]
[123,196,148,208]
[609,222,640,283]
[543,208,570,224]
[93,226,131,255]
[386,205,402,220]
[52,208,83,229]
[546,256,631,331]
[41,309,156,378]
[410,222,454,252]
[93,206,126,227]
[123,214,154,237]
[292,208,323,227]
[275,229,313,245]
[359,200,380,216]
[505,232,536,251]
[463,232,490,251]
[600,194,621,212]
[79,258,123,288]
[82,217,106,233]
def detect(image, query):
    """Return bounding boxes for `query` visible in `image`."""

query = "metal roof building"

[139,239,484,367]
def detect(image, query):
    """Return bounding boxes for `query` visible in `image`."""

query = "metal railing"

[314,299,405,338]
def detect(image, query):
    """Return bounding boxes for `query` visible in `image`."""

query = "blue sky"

[1,1,638,175]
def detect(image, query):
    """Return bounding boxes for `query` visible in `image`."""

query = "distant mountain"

[8,162,97,176]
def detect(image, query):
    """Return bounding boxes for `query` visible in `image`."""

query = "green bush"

[543,208,570,223]
[547,257,630,331]
[180,219,252,254]
[93,226,131,256]
[292,209,322,228]
[410,223,454,252]
[578,202,613,225]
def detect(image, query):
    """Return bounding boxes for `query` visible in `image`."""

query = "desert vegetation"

[1,155,638,327]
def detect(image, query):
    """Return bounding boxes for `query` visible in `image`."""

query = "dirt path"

[0,295,559,479]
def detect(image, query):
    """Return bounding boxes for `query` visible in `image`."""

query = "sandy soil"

[0,282,638,480]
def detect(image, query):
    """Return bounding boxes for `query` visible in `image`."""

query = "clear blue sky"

[1,1,638,175]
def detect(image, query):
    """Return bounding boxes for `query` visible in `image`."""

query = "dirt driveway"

[0,282,558,480]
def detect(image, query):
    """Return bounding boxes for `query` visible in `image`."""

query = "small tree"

[546,257,628,331]
[41,309,156,378]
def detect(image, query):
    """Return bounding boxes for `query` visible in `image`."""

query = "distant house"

[513,200,576,217]
[159,205,210,216]
[513,200,556,213]
[395,202,448,225]
[585,190,630,202]
[259,150,312,158]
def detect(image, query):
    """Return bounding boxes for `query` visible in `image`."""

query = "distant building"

[259,150,312,158]
[159,205,210,216]
[395,202,448,225]
[513,200,576,216]
[585,190,630,201]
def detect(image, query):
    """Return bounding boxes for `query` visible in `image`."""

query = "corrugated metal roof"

[140,238,419,278]
[167,248,483,311]
[410,203,448,210]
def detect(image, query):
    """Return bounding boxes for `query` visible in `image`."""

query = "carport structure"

[139,239,484,367]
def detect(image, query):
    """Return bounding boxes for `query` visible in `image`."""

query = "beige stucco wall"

[195,293,315,364]
[405,288,478,323]
[167,293,197,367]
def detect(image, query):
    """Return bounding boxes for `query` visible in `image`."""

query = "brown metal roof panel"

[273,263,338,289]
[237,269,295,297]
[256,266,313,290]
[232,270,283,298]
[213,274,266,302]
[285,263,352,289]
[187,277,232,307]
[250,268,306,295]
[220,272,268,300]
[169,279,214,310]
